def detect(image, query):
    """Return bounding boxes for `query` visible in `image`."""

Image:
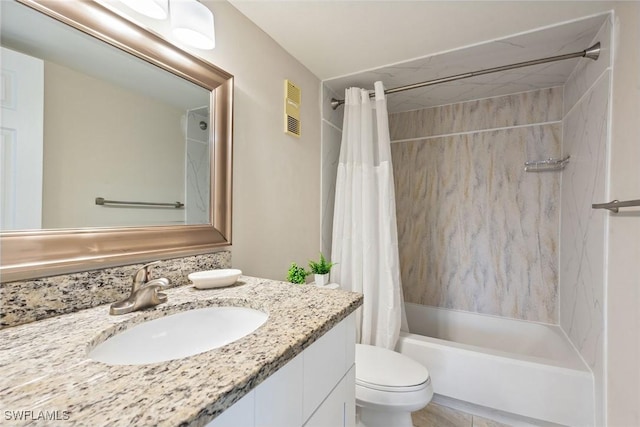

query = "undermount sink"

[88,306,268,365]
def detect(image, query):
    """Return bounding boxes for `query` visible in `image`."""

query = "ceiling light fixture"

[119,0,168,20]
[170,0,216,50]
[117,0,215,50]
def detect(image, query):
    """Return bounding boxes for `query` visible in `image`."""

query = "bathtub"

[396,303,594,426]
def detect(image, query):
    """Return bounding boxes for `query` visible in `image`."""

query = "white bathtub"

[396,303,594,426]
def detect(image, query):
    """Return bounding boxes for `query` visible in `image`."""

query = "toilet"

[355,344,433,427]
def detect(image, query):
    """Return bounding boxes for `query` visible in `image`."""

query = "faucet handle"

[138,278,169,307]
[141,277,170,289]
[132,261,161,291]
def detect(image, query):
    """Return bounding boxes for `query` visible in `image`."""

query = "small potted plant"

[308,253,336,286]
[287,262,308,284]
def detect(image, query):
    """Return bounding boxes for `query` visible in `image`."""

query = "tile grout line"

[391,120,562,144]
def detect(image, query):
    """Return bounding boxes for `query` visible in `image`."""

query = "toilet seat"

[355,343,430,392]
[357,377,431,393]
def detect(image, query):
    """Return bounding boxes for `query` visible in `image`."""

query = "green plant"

[287,262,308,284]
[308,253,336,275]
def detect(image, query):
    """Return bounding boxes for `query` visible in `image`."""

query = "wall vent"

[284,79,301,137]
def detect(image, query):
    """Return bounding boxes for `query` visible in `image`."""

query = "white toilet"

[355,344,433,427]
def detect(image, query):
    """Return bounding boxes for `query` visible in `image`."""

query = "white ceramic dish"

[188,269,242,289]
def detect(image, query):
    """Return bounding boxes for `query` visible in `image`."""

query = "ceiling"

[228,1,609,113]
[226,1,611,82]
[325,14,608,112]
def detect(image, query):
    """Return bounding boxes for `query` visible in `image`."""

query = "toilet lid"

[355,344,429,389]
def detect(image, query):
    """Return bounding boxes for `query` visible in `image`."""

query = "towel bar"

[592,199,640,213]
[95,197,184,208]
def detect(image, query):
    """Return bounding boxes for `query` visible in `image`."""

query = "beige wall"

[42,61,185,228]
[127,1,322,281]
[204,1,321,281]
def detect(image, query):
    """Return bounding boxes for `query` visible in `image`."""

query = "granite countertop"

[0,276,363,426]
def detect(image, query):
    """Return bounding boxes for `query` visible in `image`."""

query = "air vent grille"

[287,115,300,136]
[286,81,301,104]
[284,79,301,137]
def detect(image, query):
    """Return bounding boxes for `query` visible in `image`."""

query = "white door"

[0,47,44,230]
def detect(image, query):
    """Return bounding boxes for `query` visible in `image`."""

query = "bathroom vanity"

[209,307,356,427]
[0,276,362,426]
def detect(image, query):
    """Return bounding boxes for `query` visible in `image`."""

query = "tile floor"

[412,403,512,427]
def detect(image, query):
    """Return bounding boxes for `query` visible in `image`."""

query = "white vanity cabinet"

[209,313,356,427]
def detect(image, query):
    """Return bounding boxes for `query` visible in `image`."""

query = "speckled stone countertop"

[0,276,362,426]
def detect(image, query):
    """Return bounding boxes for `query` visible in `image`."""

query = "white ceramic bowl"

[188,269,242,289]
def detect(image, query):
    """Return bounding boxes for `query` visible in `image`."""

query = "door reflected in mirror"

[0,0,211,231]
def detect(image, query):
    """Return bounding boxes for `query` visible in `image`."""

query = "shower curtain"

[330,81,406,349]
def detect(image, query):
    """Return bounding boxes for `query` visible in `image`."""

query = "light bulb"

[120,0,168,19]
[170,0,215,50]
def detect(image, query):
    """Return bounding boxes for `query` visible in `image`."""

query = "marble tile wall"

[322,83,344,130]
[389,87,562,141]
[559,16,612,427]
[320,84,344,260]
[564,18,612,116]
[185,108,211,225]
[390,88,562,322]
[0,251,231,328]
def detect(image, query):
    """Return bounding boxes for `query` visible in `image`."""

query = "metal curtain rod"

[330,42,601,110]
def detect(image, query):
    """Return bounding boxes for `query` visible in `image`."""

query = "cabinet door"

[255,353,304,427]
[303,319,347,420]
[304,365,355,427]
[343,366,356,427]
[207,313,356,427]
[206,391,255,427]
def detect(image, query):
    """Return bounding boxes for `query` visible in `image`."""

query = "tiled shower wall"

[321,85,344,260]
[559,17,612,426]
[389,88,562,323]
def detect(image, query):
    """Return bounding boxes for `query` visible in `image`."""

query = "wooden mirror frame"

[0,0,233,283]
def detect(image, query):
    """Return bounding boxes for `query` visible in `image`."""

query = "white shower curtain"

[330,81,407,349]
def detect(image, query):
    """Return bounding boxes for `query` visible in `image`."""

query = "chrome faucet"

[110,261,169,315]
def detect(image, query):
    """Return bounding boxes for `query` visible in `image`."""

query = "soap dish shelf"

[524,155,570,172]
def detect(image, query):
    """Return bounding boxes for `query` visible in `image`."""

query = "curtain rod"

[330,42,600,110]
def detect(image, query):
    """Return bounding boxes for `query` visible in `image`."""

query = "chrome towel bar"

[95,197,184,208]
[592,199,640,213]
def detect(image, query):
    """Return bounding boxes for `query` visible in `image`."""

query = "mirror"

[0,0,233,282]
[1,0,211,230]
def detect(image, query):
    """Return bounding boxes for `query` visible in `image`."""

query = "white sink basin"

[89,306,268,365]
